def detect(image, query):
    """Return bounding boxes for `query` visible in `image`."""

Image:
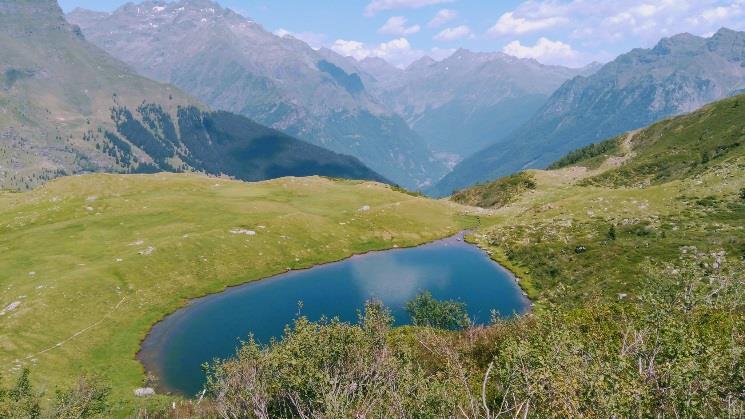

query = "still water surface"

[139,233,529,396]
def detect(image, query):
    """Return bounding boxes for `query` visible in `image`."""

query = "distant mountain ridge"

[434,28,745,195]
[68,0,443,189]
[68,0,600,187]
[0,0,384,190]
[358,49,596,163]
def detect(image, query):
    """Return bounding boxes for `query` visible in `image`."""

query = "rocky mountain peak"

[406,56,436,71]
[0,0,70,34]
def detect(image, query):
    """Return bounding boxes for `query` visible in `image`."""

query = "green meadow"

[465,96,745,304]
[0,173,472,409]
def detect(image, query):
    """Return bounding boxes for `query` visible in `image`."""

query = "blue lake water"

[138,233,530,396]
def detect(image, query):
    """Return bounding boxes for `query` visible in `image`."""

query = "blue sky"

[59,0,745,68]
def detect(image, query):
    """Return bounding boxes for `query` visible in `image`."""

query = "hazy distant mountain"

[68,0,443,189]
[434,28,745,195]
[359,50,596,166]
[0,0,384,190]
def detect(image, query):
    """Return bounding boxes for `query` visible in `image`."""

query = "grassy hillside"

[458,94,745,303]
[0,173,471,412]
[451,172,536,209]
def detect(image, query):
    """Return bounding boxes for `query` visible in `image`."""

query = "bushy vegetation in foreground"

[0,373,110,419]
[183,259,742,418]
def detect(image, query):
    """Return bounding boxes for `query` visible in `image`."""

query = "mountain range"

[358,50,598,165]
[67,0,597,187]
[434,28,745,195]
[0,0,383,190]
[67,0,443,189]
[8,0,745,197]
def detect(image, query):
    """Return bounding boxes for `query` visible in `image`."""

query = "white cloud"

[434,25,473,41]
[428,9,457,28]
[503,37,580,66]
[364,0,455,16]
[331,37,425,68]
[491,0,745,45]
[488,12,567,36]
[379,16,421,35]
[331,39,372,61]
[273,28,327,49]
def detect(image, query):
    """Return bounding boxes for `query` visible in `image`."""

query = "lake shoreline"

[137,229,529,396]
[134,229,465,394]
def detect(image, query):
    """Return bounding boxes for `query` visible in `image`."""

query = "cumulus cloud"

[331,40,372,61]
[379,16,421,35]
[503,37,580,66]
[331,37,426,68]
[488,12,567,36]
[428,9,457,28]
[491,0,745,45]
[365,0,455,16]
[434,25,474,41]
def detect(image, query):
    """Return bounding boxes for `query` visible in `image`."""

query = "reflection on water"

[350,255,449,304]
[139,233,529,396]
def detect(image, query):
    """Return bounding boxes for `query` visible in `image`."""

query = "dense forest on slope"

[101,103,387,182]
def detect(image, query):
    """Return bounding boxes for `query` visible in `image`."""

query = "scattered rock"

[128,240,144,246]
[138,246,155,256]
[230,228,256,236]
[134,388,155,397]
[0,301,21,316]
[358,205,370,212]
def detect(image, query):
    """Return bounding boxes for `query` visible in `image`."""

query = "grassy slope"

[0,2,199,190]
[451,172,537,209]
[0,173,471,410]
[465,95,745,303]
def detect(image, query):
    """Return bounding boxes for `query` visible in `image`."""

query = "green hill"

[0,0,384,191]
[0,173,470,411]
[455,93,745,302]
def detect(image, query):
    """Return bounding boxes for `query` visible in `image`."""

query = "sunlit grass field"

[0,173,473,410]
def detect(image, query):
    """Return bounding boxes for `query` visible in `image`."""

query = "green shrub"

[203,260,744,418]
[206,301,467,418]
[53,376,111,418]
[406,292,471,330]
[607,225,617,240]
[451,172,536,209]
[0,369,40,419]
